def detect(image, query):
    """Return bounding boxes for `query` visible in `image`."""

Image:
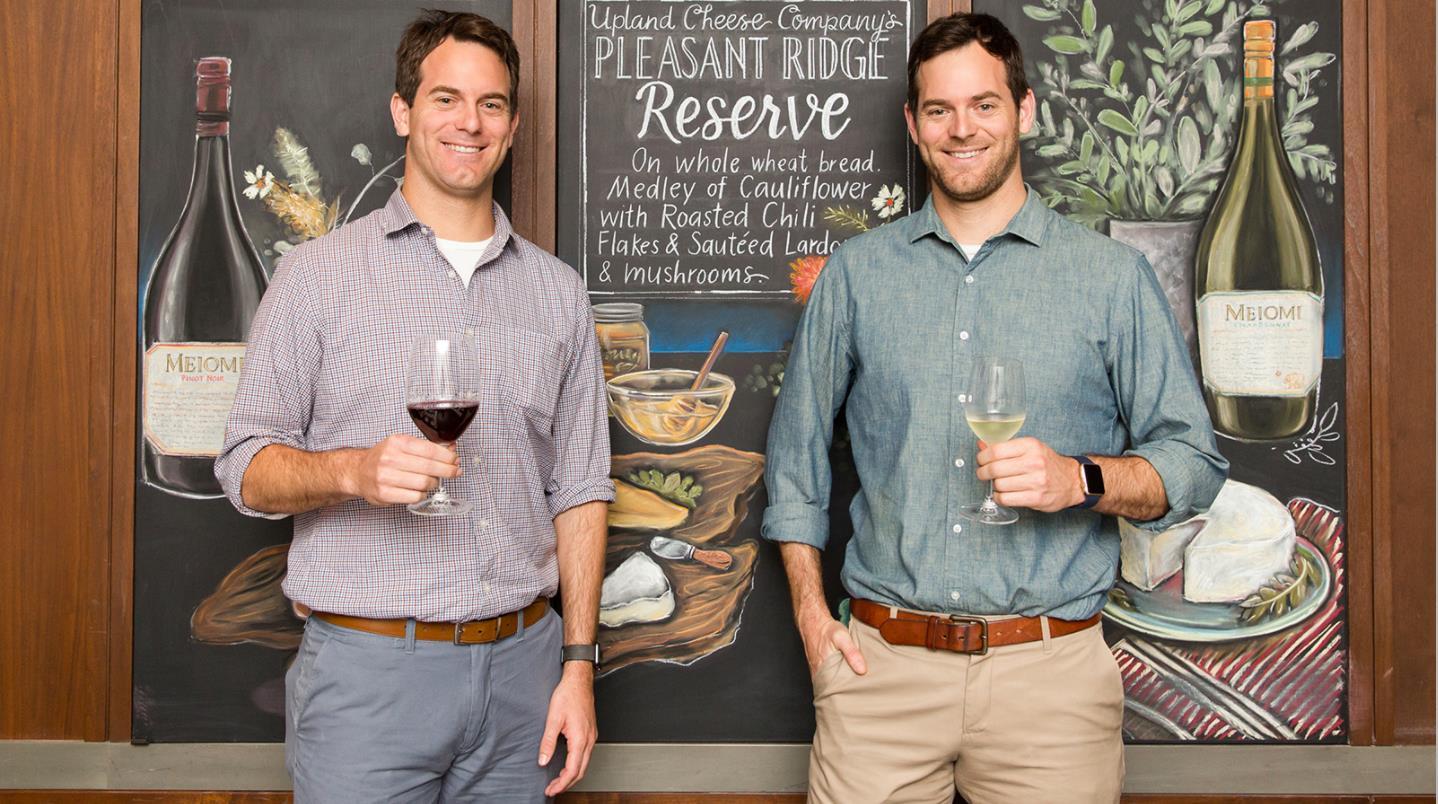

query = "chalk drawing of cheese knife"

[649,535,733,570]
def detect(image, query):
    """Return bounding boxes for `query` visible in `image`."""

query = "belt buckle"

[948,614,988,655]
[454,616,506,645]
[454,620,494,645]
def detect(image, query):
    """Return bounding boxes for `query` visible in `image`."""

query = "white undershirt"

[434,236,493,287]
[958,243,983,260]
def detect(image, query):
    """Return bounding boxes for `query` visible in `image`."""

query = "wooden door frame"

[1340,0,1375,747]
[110,0,141,742]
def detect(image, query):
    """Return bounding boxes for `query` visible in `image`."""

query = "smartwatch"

[561,643,601,666]
[1070,455,1105,510]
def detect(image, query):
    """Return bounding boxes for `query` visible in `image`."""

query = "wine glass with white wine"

[958,357,1026,526]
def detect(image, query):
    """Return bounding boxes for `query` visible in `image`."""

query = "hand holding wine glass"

[959,357,1026,526]
[405,333,480,517]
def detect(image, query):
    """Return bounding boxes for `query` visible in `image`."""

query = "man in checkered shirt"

[216,11,612,802]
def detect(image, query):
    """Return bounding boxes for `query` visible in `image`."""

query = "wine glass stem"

[982,479,999,513]
[430,442,457,504]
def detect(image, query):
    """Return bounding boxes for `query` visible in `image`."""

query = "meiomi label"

[1197,291,1322,397]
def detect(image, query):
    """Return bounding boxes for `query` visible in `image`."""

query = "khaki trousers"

[808,615,1124,804]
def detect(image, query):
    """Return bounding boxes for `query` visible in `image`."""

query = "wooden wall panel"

[1340,0,1375,748]
[511,0,539,242]
[1368,0,1436,745]
[0,0,118,740]
[531,0,558,252]
[110,0,141,744]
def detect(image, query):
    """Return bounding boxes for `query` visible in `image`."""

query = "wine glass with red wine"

[405,333,480,517]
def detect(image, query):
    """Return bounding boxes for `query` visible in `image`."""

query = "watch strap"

[561,643,601,665]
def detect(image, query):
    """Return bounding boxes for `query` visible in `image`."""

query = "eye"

[435,96,455,106]
[977,103,995,112]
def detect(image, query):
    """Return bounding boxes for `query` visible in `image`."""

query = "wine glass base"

[407,497,474,517]
[957,502,1019,526]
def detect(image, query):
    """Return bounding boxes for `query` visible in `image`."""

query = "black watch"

[1069,455,1105,510]
[561,643,601,666]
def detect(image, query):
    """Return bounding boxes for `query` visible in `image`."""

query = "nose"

[458,103,482,133]
[950,109,976,141]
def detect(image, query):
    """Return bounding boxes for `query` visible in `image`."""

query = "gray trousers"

[285,609,563,803]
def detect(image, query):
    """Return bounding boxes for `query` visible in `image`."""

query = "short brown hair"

[395,9,520,108]
[907,13,1030,110]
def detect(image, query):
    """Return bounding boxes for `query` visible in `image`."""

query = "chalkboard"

[558,0,927,742]
[133,0,513,742]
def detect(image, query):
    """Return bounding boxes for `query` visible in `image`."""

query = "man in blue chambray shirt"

[762,13,1227,803]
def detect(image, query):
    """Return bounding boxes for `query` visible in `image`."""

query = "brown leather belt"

[313,598,548,645]
[851,598,1100,655]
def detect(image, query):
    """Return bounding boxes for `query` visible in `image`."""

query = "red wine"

[142,57,268,499]
[408,401,480,444]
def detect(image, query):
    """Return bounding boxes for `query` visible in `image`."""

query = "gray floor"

[0,742,1433,794]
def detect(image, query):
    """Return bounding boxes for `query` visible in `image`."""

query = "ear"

[390,93,411,137]
[904,102,919,145]
[1017,89,1036,135]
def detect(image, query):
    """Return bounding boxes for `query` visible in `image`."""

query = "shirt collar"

[904,185,1051,248]
[378,188,516,252]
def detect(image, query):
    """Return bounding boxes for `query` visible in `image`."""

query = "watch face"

[1081,462,1106,496]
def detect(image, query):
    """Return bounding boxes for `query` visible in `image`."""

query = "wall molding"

[0,743,1432,796]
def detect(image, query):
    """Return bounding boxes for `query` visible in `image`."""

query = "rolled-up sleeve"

[215,252,321,518]
[1112,254,1229,532]
[545,296,615,517]
[761,253,854,550]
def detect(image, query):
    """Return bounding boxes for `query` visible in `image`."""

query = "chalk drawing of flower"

[242,164,275,199]
[872,183,905,219]
[789,255,827,305]
[350,143,372,166]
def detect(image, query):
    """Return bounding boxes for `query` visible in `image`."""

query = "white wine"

[1194,20,1323,441]
[966,413,1025,444]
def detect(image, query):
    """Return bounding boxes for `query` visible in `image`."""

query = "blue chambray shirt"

[761,188,1228,620]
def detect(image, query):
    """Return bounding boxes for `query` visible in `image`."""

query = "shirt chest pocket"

[477,325,569,430]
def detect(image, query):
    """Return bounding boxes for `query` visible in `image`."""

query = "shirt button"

[465,327,475,337]
[954,458,966,468]
[477,519,489,529]
[950,591,961,601]
[965,275,975,285]
[952,523,963,534]
[959,331,971,341]
[483,582,492,593]
[957,393,969,404]
[472,456,481,466]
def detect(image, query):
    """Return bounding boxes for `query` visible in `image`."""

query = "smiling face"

[390,37,518,209]
[905,43,1035,207]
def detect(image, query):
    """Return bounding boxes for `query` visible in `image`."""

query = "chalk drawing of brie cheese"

[599,552,675,628]
[1119,480,1297,604]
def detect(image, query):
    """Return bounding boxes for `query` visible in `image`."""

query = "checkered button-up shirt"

[217,190,614,621]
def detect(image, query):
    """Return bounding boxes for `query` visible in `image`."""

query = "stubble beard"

[929,136,1021,204]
